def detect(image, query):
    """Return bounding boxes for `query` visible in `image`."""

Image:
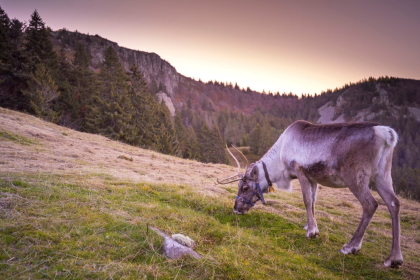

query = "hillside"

[1,108,420,279]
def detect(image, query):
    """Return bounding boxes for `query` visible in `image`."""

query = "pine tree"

[127,63,159,148]
[249,123,261,154]
[127,63,147,95]
[56,48,72,82]
[210,124,229,164]
[85,46,135,142]
[23,63,60,122]
[0,9,30,110]
[66,43,97,129]
[155,101,180,156]
[0,5,10,64]
[258,120,273,156]
[185,126,200,160]
[73,42,90,68]
[174,111,187,156]
[197,121,212,162]
[131,69,182,156]
[53,48,74,125]
[241,134,249,147]
[0,5,11,102]
[24,10,56,69]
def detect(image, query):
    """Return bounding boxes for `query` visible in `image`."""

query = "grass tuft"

[118,155,133,162]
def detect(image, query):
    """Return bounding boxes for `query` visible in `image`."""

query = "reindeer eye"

[243,185,250,191]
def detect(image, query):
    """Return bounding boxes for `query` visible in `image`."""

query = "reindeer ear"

[250,165,259,180]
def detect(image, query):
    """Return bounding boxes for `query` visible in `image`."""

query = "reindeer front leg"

[291,161,319,238]
[300,179,319,238]
[294,171,319,238]
[304,182,318,231]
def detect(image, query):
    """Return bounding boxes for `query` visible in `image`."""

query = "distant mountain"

[51,30,304,117]
[51,30,420,125]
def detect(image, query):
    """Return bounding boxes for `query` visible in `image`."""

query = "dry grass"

[1,107,420,279]
[0,107,232,189]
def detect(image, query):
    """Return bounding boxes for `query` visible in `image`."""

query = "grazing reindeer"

[216,120,403,268]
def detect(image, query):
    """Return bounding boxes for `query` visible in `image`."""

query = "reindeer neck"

[258,136,283,188]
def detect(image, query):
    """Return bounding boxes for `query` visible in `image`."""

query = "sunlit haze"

[2,0,420,95]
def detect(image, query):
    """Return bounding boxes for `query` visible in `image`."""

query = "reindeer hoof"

[384,258,403,268]
[340,245,360,255]
[305,228,319,238]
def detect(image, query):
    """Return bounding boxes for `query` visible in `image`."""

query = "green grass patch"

[0,131,37,145]
[0,175,411,279]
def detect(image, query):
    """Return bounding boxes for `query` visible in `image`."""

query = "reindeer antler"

[215,144,243,185]
[232,145,249,175]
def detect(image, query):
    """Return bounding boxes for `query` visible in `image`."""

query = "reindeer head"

[215,146,264,214]
[233,163,265,214]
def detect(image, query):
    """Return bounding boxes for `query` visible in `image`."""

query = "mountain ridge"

[51,29,305,115]
[52,29,420,121]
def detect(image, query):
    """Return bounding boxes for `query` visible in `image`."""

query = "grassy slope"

[1,107,419,279]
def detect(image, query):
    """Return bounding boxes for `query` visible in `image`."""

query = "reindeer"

[217,120,403,268]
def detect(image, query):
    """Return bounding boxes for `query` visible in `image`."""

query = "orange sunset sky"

[2,0,420,95]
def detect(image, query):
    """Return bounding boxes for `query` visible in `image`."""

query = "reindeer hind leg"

[375,175,403,267]
[341,170,378,254]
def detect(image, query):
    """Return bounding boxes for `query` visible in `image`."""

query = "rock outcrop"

[317,101,345,124]
[156,91,176,117]
[317,83,399,124]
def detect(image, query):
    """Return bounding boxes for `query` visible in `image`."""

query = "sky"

[2,0,420,95]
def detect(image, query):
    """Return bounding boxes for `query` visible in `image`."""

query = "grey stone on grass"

[150,227,201,260]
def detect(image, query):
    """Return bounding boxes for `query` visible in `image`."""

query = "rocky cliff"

[92,41,181,98]
[52,30,302,116]
[54,32,183,99]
